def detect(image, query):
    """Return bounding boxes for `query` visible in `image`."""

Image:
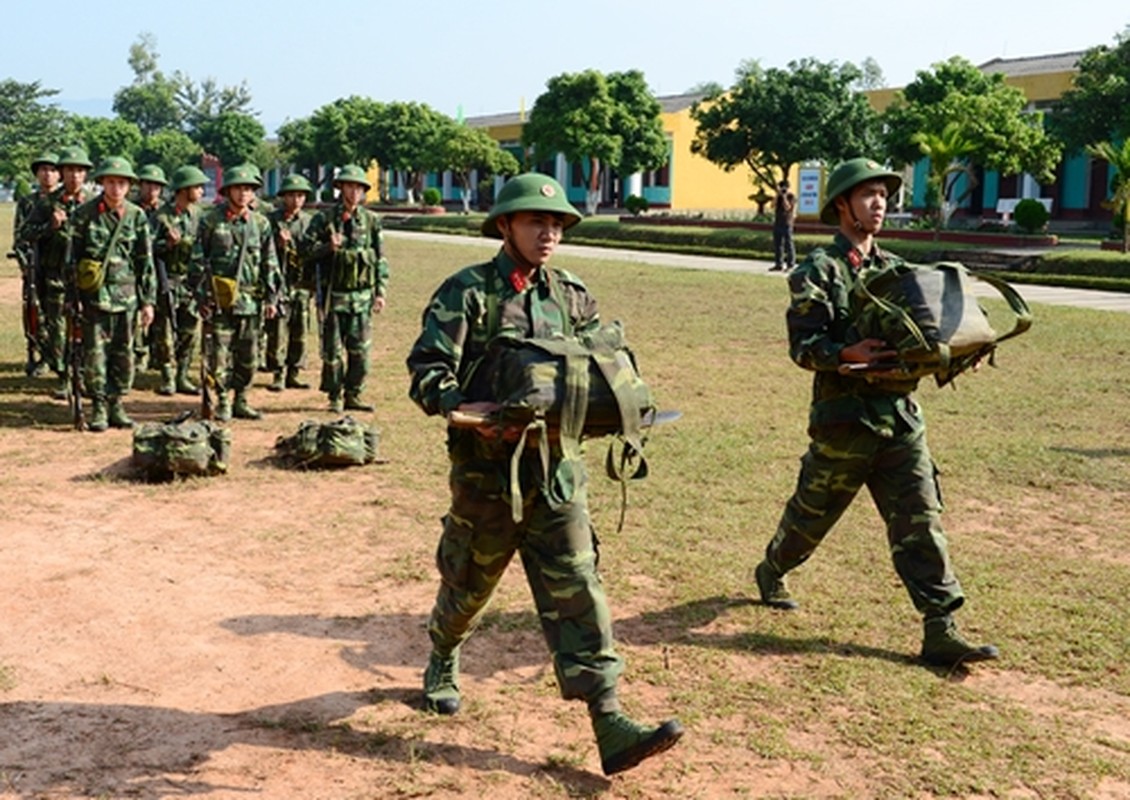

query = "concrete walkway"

[386,230,1130,314]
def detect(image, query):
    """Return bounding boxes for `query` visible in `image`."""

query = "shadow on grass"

[1049,445,1130,459]
[0,689,606,798]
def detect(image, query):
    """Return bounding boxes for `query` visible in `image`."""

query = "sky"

[4,0,1128,136]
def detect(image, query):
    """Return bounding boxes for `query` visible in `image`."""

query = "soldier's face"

[140,181,163,204]
[498,211,564,267]
[339,182,366,208]
[35,164,59,191]
[62,166,87,193]
[178,186,204,206]
[837,179,888,235]
[226,184,255,212]
[100,176,131,206]
[282,191,306,213]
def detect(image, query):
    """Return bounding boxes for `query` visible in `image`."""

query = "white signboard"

[798,167,822,216]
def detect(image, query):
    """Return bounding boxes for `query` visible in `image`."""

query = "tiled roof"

[979,51,1085,76]
[466,91,708,129]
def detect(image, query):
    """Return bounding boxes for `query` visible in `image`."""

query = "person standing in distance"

[304,165,388,413]
[406,174,683,776]
[753,157,999,668]
[69,156,156,431]
[265,174,315,392]
[769,178,797,272]
[12,151,60,376]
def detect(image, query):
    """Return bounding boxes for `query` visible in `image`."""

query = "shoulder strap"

[99,207,128,262]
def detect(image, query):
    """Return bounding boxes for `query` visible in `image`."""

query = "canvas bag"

[849,261,1032,387]
[132,415,231,479]
[274,416,380,468]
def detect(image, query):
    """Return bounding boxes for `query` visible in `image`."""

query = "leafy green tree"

[309,96,385,167]
[441,124,521,212]
[277,116,320,183]
[136,129,202,177]
[177,76,255,139]
[0,79,72,182]
[1086,139,1130,252]
[193,111,265,167]
[1050,28,1130,149]
[690,58,880,196]
[882,56,1061,200]
[112,33,181,135]
[523,69,667,215]
[371,101,454,205]
[71,116,144,165]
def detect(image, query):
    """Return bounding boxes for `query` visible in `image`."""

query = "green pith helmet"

[137,164,168,185]
[57,145,94,169]
[820,157,902,225]
[279,173,313,195]
[91,155,138,182]
[481,174,581,239]
[170,165,209,192]
[242,162,263,186]
[333,164,371,189]
[222,163,260,189]
[30,151,59,173]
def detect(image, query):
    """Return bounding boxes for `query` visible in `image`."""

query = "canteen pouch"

[851,261,1032,386]
[211,275,239,310]
[76,258,104,292]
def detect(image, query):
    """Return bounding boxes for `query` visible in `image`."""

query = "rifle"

[154,254,179,340]
[197,257,217,421]
[61,215,85,431]
[7,244,40,375]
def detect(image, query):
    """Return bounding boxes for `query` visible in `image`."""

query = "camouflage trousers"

[265,288,310,372]
[81,307,135,400]
[428,454,624,713]
[320,308,370,400]
[207,312,259,392]
[151,287,199,371]
[765,413,965,616]
[39,286,67,375]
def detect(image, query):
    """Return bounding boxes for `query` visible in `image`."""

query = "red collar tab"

[226,207,249,222]
[846,249,863,269]
[508,267,534,292]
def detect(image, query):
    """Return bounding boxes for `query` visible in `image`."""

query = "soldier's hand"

[278,229,291,244]
[139,304,155,329]
[167,228,181,245]
[372,296,386,314]
[840,338,898,367]
[329,231,342,251]
[52,208,67,229]
[264,303,278,320]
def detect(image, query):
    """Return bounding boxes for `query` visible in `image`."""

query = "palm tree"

[911,122,978,236]
[1085,139,1130,254]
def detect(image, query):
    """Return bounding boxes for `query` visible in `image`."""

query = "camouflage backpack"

[846,261,1032,387]
[274,416,380,468]
[132,414,232,479]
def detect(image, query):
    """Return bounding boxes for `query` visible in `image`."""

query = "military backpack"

[132,414,232,480]
[274,416,380,468]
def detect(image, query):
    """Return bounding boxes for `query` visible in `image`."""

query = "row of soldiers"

[10,147,390,430]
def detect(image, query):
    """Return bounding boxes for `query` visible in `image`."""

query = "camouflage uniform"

[191,191,281,417]
[22,184,94,384]
[70,185,156,425]
[265,201,314,387]
[407,248,624,711]
[12,153,59,374]
[152,196,204,394]
[304,197,389,407]
[763,231,964,615]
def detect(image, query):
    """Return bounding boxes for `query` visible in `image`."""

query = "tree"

[690,58,880,195]
[371,101,454,205]
[70,116,144,165]
[910,122,978,232]
[0,79,71,182]
[112,33,181,135]
[523,69,668,214]
[441,124,520,212]
[177,76,255,139]
[1050,27,1130,150]
[857,57,887,90]
[1086,139,1130,252]
[135,129,201,177]
[881,56,1061,208]
[193,112,265,167]
[277,116,320,182]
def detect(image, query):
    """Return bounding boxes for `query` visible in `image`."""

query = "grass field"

[2,201,1129,798]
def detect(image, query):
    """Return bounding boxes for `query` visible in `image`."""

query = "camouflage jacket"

[191,205,281,317]
[70,197,157,313]
[304,203,389,312]
[12,188,53,250]
[407,249,600,500]
[153,201,203,277]
[787,232,921,430]
[267,207,313,291]
[20,187,96,283]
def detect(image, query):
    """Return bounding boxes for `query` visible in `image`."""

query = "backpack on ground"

[132,413,231,480]
[847,261,1033,387]
[274,416,380,468]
